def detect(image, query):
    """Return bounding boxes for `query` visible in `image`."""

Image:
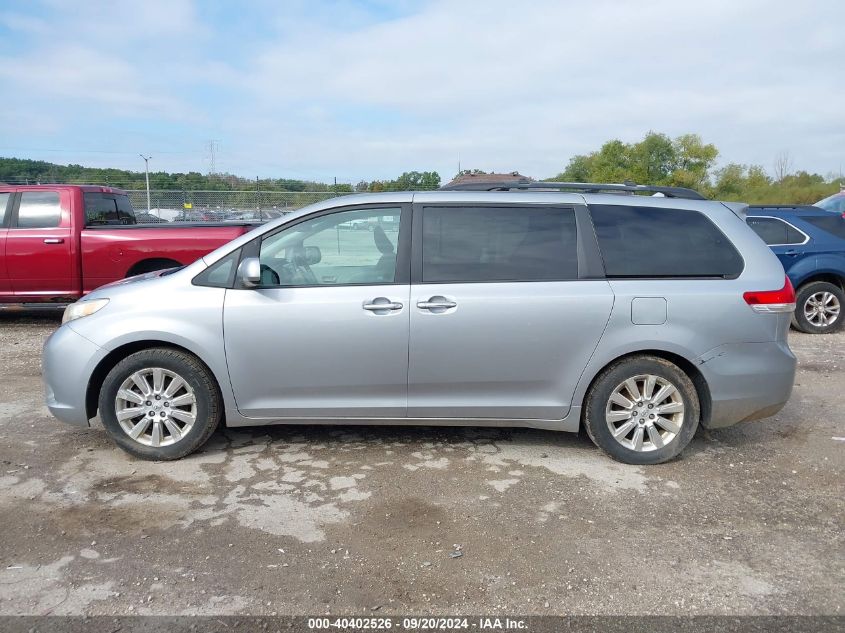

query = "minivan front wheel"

[792,281,843,334]
[584,356,699,465]
[98,348,222,460]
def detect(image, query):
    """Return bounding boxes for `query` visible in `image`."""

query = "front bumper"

[697,340,797,429]
[42,324,107,427]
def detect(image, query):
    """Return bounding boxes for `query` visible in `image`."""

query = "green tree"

[670,134,718,189]
[557,155,592,182]
[453,168,489,179]
[358,171,441,192]
[553,132,718,189]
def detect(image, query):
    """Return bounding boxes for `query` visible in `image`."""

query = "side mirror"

[237,257,261,288]
[304,245,322,265]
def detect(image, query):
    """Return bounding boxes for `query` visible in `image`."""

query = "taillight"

[743,276,796,313]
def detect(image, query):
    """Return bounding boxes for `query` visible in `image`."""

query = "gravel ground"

[0,310,842,616]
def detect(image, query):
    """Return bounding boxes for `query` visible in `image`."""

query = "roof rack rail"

[440,179,706,200]
[747,204,820,211]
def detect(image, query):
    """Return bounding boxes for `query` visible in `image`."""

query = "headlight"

[62,298,109,324]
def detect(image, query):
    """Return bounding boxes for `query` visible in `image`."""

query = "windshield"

[815,193,845,214]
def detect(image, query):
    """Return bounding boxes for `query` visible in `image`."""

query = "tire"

[98,348,222,460]
[583,355,700,465]
[791,281,844,334]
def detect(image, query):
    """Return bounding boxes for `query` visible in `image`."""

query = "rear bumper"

[697,341,796,429]
[42,324,107,427]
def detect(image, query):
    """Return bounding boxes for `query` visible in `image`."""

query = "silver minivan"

[42,182,797,464]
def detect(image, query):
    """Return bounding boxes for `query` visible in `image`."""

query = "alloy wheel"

[804,291,840,328]
[605,374,685,452]
[114,367,197,447]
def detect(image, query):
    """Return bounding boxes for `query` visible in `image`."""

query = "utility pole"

[139,154,152,215]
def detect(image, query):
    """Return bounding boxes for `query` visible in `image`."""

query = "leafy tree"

[554,132,717,189]
[551,131,839,204]
[453,168,489,179]
[357,171,441,192]
[712,163,747,199]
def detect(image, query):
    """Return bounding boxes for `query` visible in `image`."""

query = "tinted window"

[804,216,845,240]
[0,193,9,225]
[422,206,577,282]
[16,192,61,228]
[84,193,136,225]
[591,205,743,278]
[259,208,402,286]
[115,194,136,223]
[747,217,805,245]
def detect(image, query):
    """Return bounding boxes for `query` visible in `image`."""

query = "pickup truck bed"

[0,185,258,303]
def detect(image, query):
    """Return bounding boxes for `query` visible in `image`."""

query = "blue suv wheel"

[793,281,844,334]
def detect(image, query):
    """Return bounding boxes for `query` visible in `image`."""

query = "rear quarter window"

[803,216,845,240]
[746,216,806,245]
[590,205,744,278]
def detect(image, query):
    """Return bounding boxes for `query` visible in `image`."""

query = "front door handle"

[43,238,65,244]
[363,298,403,312]
[417,297,457,311]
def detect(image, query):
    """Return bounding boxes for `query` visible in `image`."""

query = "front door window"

[258,208,402,286]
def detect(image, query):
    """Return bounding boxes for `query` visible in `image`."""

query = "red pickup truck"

[0,185,257,304]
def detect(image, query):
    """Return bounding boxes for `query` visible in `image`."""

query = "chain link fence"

[125,190,352,222]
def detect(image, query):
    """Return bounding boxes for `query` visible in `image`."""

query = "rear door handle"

[43,238,65,244]
[363,298,403,312]
[783,249,800,257]
[417,297,457,310]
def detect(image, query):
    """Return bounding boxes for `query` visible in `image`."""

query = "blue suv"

[747,205,845,333]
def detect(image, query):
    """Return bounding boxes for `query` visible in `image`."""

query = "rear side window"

[747,217,806,245]
[16,192,62,228]
[115,194,136,222]
[0,193,9,225]
[84,193,136,225]
[803,216,845,240]
[422,206,578,282]
[590,205,744,278]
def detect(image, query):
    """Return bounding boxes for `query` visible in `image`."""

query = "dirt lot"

[0,310,842,616]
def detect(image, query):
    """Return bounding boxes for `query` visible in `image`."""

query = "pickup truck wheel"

[792,281,844,334]
[583,355,699,465]
[98,348,222,460]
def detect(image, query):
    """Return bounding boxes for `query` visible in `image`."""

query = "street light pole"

[139,154,152,215]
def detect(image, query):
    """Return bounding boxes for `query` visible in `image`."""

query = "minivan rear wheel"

[584,355,700,465]
[98,348,222,460]
[792,281,844,334]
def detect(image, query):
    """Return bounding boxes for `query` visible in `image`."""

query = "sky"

[0,0,842,184]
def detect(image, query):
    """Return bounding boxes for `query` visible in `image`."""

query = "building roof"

[444,171,532,188]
